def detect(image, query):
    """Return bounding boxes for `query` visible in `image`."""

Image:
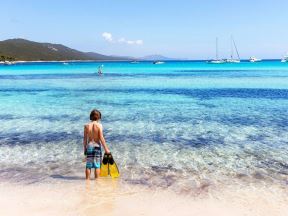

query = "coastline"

[1,180,287,216]
[0,60,132,64]
[0,59,284,65]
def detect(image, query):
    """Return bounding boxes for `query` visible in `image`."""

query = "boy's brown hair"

[90,109,102,121]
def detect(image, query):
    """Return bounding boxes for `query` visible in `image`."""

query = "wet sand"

[1,179,287,216]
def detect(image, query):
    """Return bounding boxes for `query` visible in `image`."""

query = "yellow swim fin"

[100,153,109,177]
[108,154,120,178]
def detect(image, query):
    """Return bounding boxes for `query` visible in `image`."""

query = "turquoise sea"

[0,61,288,192]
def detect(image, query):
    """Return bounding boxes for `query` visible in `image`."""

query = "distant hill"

[0,38,131,61]
[140,54,177,61]
[85,52,131,61]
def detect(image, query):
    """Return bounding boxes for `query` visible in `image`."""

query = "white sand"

[0,179,287,216]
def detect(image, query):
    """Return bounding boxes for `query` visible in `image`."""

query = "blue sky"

[1,0,288,59]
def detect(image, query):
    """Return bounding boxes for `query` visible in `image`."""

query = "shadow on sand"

[50,174,85,181]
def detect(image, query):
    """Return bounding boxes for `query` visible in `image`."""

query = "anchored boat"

[281,54,288,63]
[224,36,240,63]
[153,61,165,64]
[249,57,262,62]
[207,37,225,64]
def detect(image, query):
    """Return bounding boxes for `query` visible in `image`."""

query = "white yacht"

[225,58,240,63]
[207,37,225,64]
[153,61,165,64]
[224,36,240,63]
[281,54,288,63]
[208,59,225,64]
[249,57,262,62]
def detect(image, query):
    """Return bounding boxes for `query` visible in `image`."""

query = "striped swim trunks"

[86,142,102,169]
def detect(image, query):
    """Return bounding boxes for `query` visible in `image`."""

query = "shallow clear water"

[0,61,288,192]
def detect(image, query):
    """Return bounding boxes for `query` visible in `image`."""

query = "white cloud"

[102,33,143,45]
[118,38,143,45]
[135,40,143,45]
[102,32,113,42]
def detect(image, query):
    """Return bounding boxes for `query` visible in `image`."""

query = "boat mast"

[216,37,219,60]
[230,35,234,59]
[232,36,240,60]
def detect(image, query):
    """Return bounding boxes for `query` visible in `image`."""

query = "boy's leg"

[95,168,100,178]
[86,168,91,180]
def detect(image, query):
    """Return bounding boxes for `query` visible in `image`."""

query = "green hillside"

[0,38,130,61]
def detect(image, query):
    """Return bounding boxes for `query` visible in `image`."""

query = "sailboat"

[224,36,240,63]
[207,37,225,64]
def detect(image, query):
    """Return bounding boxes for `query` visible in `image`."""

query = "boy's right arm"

[83,125,88,155]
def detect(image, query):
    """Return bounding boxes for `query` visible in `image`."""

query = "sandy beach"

[1,179,287,216]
